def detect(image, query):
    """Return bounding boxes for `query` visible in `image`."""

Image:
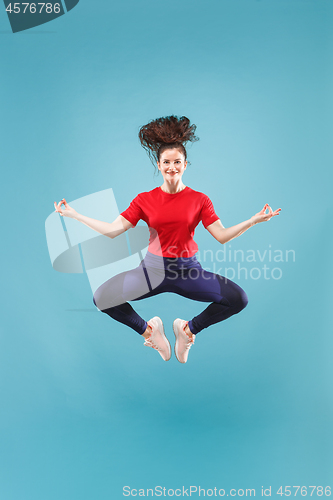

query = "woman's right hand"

[54,198,78,219]
[250,203,281,225]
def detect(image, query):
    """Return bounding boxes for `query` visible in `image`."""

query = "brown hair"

[138,115,199,165]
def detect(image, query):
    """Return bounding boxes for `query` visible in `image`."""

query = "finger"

[55,201,63,214]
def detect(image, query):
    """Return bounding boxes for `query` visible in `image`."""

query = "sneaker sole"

[173,319,186,364]
[153,316,171,361]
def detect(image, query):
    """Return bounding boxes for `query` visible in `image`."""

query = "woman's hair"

[138,115,199,165]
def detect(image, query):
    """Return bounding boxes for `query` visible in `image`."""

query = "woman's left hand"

[250,204,281,225]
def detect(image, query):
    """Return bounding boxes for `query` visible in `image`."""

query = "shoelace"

[183,326,195,350]
[144,337,160,351]
[185,336,195,350]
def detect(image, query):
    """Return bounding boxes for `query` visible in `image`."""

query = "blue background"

[0,0,332,498]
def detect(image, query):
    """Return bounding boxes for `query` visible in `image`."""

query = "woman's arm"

[54,198,133,239]
[75,213,133,239]
[206,203,281,244]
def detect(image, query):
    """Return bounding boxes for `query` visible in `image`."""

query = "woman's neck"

[160,180,186,194]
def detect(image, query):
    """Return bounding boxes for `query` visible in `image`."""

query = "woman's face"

[157,148,187,183]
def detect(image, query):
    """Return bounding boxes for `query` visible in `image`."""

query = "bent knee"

[93,285,124,311]
[235,289,248,313]
[92,287,109,311]
[92,291,100,310]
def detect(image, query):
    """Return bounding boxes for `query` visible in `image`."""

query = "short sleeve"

[120,195,144,227]
[200,195,219,228]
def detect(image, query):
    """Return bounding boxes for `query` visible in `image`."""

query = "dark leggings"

[93,252,248,335]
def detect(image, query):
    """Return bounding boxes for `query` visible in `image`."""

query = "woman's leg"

[170,267,248,334]
[93,265,149,334]
[92,261,166,335]
[93,262,172,360]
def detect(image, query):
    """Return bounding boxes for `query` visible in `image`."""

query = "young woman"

[54,116,281,363]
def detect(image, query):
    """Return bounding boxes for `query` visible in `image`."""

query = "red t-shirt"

[120,186,219,258]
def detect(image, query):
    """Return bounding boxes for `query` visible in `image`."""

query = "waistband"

[142,251,202,270]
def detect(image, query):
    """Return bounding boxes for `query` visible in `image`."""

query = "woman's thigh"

[169,267,247,307]
[93,264,154,310]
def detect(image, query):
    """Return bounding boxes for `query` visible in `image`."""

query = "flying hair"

[138,115,199,165]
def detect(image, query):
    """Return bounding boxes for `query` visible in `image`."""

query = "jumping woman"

[54,116,281,363]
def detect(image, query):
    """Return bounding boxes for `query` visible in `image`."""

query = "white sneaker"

[144,317,171,361]
[173,319,195,364]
